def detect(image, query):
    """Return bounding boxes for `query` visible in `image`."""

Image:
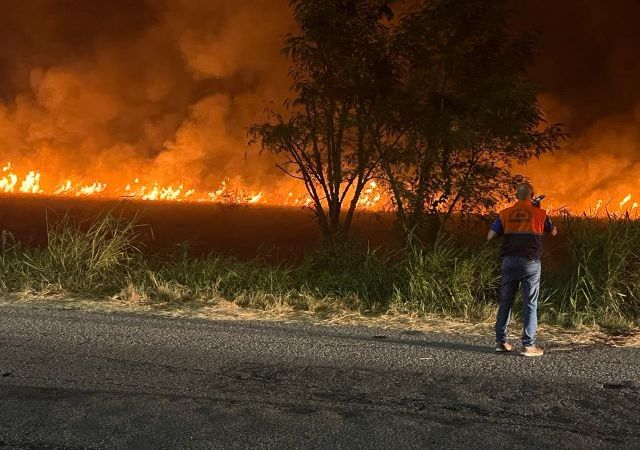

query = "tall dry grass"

[395,233,500,321]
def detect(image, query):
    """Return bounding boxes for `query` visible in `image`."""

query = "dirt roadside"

[1,293,637,349]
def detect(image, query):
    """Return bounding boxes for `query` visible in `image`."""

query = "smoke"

[510,0,640,210]
[0,0,292,190]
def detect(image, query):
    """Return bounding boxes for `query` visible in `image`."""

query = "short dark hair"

[516,182,533,201]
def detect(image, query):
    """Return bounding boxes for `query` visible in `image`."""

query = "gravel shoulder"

[1,304,639,449]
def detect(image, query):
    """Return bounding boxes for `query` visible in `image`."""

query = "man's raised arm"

[545,216,558,237]
[487,216,503,242]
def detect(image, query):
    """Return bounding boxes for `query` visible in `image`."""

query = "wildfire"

[248,193,262,204]
[6,160,636,216]
[594,199,603,212]
[582,194,640,216]
[0,162,388,210]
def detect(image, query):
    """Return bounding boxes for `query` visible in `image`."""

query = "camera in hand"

[532,195,545,208]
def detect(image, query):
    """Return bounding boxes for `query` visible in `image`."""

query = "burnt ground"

[0,304,638,449]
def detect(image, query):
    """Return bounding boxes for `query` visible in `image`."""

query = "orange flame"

[0,161,388,210]
[4,161,638,216]
[620,193,632,209]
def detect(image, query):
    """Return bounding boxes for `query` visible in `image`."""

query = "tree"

[250,0,396,237]
[381,0,565,231]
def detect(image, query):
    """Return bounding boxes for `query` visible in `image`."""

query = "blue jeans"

[495,256,541,347]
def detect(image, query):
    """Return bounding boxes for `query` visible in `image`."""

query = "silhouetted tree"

[250,0,396,237]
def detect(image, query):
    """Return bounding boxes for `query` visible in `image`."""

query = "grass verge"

[0,213,638,343]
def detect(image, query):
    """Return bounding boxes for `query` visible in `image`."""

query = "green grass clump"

[295,241,401,312]
[132,240,399,313]
[138,255,297,306]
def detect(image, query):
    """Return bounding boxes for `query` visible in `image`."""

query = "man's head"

[516,182,534,201]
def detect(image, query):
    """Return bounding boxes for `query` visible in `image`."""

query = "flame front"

[0,162,388,210]
[5,160,638,215]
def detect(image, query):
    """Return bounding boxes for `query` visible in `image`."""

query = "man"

[487,182,558,357]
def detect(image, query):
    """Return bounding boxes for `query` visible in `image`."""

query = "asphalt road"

[0,305,639,449]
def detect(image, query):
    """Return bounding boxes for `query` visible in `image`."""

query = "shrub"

[295,240,401,312]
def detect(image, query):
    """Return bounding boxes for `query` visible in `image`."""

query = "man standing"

[487,182,558,357]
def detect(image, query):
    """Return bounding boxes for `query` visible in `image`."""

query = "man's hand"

[487,229,498,242]
[550,226,558,237]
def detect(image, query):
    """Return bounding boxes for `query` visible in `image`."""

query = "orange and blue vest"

[490,200,554,261]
